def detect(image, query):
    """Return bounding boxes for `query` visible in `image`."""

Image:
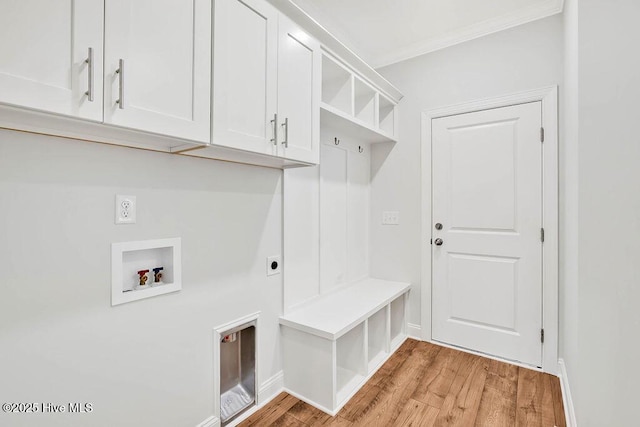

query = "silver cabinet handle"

[270,113,278,145]
[84,47,94,102]
[281,117,289,148]
[115,59,124,109]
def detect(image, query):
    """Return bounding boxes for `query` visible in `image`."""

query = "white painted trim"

[195,415,220,427]
[558,358,577,427]
[407,323,422,340]
[258,371,284,405]
[420,86,559,374]
[374,0,565,68]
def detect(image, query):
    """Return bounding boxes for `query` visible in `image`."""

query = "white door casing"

[0,0,104,121]
[421,87,558,373]
[432,102,542,367]
[213,0,278,155]
[104,0,211,142]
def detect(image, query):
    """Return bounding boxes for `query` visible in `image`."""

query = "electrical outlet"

[115,195,136,224]
[267,255,281,276]
[382,211,400,225]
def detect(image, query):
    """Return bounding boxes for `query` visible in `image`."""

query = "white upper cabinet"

[0,0,104,121]
[213,0,279,155]
[103,0,211,142]
[212,0,320,164]
[277,15,321,164]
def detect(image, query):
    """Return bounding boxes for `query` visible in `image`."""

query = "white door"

[104,0,211,142]
[0,0,103,120]
[277,16,320,164]
[431,102,543,367]
[212,0,278,155]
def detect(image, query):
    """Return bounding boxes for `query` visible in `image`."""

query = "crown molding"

[374,0,565,68]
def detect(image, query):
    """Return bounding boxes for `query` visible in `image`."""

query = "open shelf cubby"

[322,54,353,115]
[379,95,395,137]
[390,295,406,349]
[336,323,366,404]
[354,77,376,128]
[111,237,182,306]
[367,307,388,371]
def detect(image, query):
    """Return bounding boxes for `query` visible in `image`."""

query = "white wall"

[0,130,283,427]
[372,15,564,329]
[575,0,640,424]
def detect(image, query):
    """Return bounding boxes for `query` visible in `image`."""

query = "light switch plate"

[382,211,400,225]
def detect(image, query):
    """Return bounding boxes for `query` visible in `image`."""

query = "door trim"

[420,86,559,374]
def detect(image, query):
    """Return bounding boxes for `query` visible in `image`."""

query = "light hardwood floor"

[240,339,565,426]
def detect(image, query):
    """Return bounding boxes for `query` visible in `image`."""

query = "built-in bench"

[279,278,411,415]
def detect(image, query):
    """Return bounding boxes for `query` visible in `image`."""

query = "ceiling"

[289,0,564,68]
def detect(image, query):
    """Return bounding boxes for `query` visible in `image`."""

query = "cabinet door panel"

[213,0,278,155]
[104,0,211,142]
[0,0,103,120]
[277,16,320,164]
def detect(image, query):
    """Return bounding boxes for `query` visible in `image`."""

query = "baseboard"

[195,415,219,427]
[558,358,577,427]
[407,323,422,340]
[196,371,284,427]
[258,370,284,405]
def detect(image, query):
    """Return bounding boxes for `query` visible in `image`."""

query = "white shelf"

[280,277,410,340]
[319,51,398,144]
[111,238,182,306]
[321,103,396,144]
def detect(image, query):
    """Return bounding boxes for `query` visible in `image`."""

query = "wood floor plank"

[474,359,519,426]
[240,340,566,427]
[240,392,299,426]
[433,353,489,426]
[395,398,440,427]
[549,374,566,427]
[411,345,464,409]
[516,367,561,427]
[350,341,440,426]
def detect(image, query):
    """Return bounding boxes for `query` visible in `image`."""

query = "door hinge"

[540,127,545,143]
[540,227,545,243]
[541,328,545,343]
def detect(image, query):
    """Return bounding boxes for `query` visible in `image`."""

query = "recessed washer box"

[111,237,182,306]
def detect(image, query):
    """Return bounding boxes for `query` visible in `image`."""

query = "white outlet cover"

[267,255,281,276]
[116,195,136,224]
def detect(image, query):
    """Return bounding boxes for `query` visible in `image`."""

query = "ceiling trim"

[374,0,565,68]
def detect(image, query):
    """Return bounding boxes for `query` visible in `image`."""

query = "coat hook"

[358,146,363,153]
[334,137,340,145]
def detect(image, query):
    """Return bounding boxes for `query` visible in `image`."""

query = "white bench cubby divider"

[279,277,410,415]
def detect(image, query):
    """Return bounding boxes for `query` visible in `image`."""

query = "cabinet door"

[213,0,278,155]
[277,16,320,164]
[0,0,103,121]
[104,0,211,142]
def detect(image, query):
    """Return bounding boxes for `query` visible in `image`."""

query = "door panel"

[0,0,103,120]
[104,0,210,142]
[277,16,320,163]
[432,101,542,367]
[213,0,278,155]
